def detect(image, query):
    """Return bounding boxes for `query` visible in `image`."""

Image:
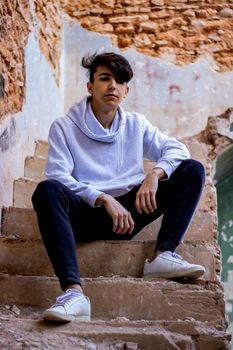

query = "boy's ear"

[87,82,93,95]
[124,85,129,97]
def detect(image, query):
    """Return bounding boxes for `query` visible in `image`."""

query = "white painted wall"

[0,33,63,217]
[62,22,233,138]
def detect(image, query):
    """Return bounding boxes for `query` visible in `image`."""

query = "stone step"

[0,310,230,350]
[13,178,37,208]
[24,156,46,181]
[34,139,49,158]
[1,206,217,243]
[0,238,220,281]
[0,274,226,325]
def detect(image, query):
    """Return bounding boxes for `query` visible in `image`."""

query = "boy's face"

[87,65,129,111]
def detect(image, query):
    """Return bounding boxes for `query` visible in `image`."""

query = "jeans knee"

[32,179,61,208]
[184,159,205,187]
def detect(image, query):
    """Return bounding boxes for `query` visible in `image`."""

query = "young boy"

[32,52,205,322]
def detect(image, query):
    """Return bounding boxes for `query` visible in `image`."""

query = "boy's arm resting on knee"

[135,167,166,215]
[95,193,135,234]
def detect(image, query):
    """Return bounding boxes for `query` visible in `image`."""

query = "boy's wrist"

[151,167,166,180]
[95,193,108,206]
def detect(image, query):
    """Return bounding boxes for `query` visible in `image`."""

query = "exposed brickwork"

[61,0,233,71]
[34,0,61,82]
[0,0,61,119]
[0,1,29,118]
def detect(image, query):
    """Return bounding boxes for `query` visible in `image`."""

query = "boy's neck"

[90,100,117,129]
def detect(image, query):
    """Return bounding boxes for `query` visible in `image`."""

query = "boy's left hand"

[135,167,165,214]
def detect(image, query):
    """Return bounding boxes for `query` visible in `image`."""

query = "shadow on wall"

[0,119,16,152]
[214,144,233,337]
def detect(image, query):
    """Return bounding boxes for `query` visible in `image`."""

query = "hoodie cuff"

[79,189,104,207]
[155,160,176,180]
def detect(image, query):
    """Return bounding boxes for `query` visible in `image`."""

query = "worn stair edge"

[1,206,218,242]
[34,140,49,158]
[0,274,226,326]
[13,177,38,208]
[24,156,46,181]
[0,313,231,350]
[0,238,221,281]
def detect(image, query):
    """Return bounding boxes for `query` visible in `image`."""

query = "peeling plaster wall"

[62,0,233,72]
[63,22,233,138]
[0,34,62,220]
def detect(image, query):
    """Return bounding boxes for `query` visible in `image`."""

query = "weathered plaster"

[62,22,233,138]
[0,33,62,219]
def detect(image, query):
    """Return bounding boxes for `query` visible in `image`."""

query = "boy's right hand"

[95,193,135,234]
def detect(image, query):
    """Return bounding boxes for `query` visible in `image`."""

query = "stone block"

[140,21,159,33]
[115,24,135,34]
[184,139,209,168]
[188,209,217,241]
[198,182,217,212]
[24,156,46,181]
[109,15,149,24]
[203,20,231,32]
[34,140,48,158]
[150,0,164,5]
[13,178,37,208]
[2,207,40,240]
[0,238,220,281]
[0,273,226,325]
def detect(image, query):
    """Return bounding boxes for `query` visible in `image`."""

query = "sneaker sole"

[143,267,205,279]
[43,311,91,322]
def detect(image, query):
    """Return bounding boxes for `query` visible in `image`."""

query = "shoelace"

[146,251,183,264]
[168,252,183,260]
[165,251,192,267]
[54,290,82,307]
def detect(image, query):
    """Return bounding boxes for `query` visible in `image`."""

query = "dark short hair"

[81,52,133,84]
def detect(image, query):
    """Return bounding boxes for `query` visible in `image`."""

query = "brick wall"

[0,1,28,117]
[0,0,61,118]
[61,0,233,71]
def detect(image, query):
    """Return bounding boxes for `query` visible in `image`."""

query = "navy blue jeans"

[32,159,205,290]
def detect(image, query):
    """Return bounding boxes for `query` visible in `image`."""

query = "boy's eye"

[100,77,110,81]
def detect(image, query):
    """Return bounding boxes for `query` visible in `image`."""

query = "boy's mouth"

[105,94,118,99]
[105,94,118,100]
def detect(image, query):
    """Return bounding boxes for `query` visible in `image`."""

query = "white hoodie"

[45,96,190,206]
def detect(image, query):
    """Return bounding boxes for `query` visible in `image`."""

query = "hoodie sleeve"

[45,120,103,206]
[142,117,190,179]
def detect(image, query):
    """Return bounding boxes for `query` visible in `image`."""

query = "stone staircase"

[0,140,231,349]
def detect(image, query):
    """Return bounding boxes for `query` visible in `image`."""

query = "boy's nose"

[109,79,117,89]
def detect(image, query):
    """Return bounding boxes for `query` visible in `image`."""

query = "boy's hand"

[135,167,165,214]
[95,193,135,234]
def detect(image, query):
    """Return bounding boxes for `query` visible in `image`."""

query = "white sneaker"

[143,251,205,279]
[43,289,91,322]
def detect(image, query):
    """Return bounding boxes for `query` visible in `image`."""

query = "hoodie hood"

[67,96,125,143]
